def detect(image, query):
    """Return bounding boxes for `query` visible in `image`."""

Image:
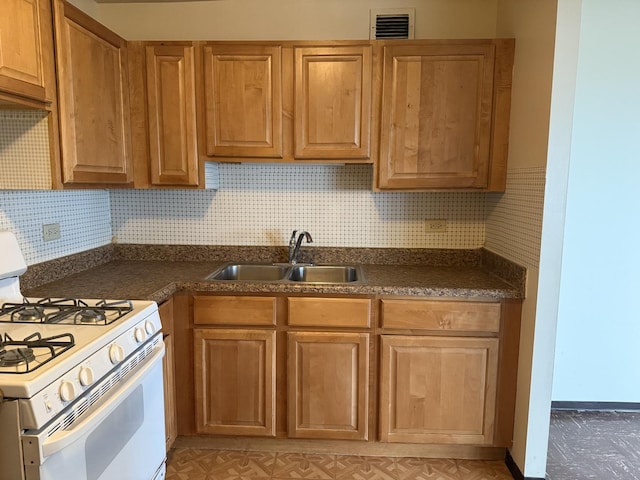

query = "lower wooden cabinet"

[194,328,276,436]
[162,334,178,451]
[185,293,519,453]
[158,299,177,452]
[379,334,499,445]
[287,331,369,440]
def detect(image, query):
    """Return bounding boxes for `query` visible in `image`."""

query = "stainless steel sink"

[206,263,364,284]
[287,265,361,283]
[206,264,289,281]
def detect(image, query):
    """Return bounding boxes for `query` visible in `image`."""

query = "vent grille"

[370,9,415,40]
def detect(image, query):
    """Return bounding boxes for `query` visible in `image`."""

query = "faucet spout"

[288,230,313,264]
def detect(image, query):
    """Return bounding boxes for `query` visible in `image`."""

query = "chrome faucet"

[288,230,313,264]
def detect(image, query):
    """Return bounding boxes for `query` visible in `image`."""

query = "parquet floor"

[165,449,513,480]
[546,410,640,480]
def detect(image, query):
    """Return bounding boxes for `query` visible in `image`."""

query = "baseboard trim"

[551,401,640,411]
[505,451,545,480]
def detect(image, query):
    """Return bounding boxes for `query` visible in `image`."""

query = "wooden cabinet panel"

[379,335,498,445]
[0,0,46,102]
[294,46,371,159]
[162,334,178,451]
[381,299,500,332]
[194,328,276,436]
[203,44,283,158]
[288,297,371,328]
[193,295,277,326]
[288,331,369,440]
[158,298,177,451]
[145,45,198,186]
[53,0,132,185]
[377,43,496,190]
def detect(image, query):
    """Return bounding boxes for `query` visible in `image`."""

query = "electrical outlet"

[426,219,447,232]
[43,223,61,242]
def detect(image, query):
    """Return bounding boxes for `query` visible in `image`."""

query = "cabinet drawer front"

[288,297,371,328]
[381,299,500,332]
[194,295,276,326]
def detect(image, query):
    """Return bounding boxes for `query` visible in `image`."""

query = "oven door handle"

[40,344,164,459]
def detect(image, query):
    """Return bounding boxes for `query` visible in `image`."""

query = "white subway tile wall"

[0,190,112,265]
[110,164,486,248]
[0,111,52,190]
[485,167,546,268]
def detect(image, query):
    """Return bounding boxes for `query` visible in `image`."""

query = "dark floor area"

[546,410,640,479]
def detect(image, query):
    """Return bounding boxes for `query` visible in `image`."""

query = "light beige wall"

[496,0,556,170]
[494,0,558,475]
[94,0,498,40]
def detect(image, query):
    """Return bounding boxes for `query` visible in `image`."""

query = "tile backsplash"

[110,164,486,249]
[0,111,52,190]
[0,190,112,265]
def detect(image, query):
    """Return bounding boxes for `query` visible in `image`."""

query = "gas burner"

[0,347,36,367]
[75,309,107,324]
[13,306,45,322]
[0,332,75,374]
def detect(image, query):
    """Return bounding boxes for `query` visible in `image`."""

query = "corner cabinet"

[52,0,132,185]
[199,42,374,163]
[376,40,514,191]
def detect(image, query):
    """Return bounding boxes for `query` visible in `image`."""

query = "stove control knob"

[109,344,125,364]
[144,320,156,335]
[59,381,76,402]
[134,327,147,344]
[78,366,95,386]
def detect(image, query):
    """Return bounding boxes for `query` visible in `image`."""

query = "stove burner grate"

[0,347,36,367]
[1,298,134,326]
[0,332,75,374]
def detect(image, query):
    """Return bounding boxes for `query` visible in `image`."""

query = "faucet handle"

[289,230,298,245]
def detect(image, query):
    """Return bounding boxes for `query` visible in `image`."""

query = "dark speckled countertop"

[23,246,524,303]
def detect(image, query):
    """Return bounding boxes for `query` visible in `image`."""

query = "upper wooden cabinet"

[294,46,372,160]
[0,0,50,106]
[376,40,514,191]
[199,42,374,163]
[202,44,283,158]
[53,0,132,185]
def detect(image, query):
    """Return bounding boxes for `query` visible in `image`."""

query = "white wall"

[552,0,640,402]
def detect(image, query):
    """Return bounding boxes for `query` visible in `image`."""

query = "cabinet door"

[380,335,498,445]
[194,328,276,436]
[158,298,176,451]
[294,46,372,160]
[53,0,132,184]
[162,334,177,451]
[203,44,282,158]
[145,45,198,186]
[288,331,369,440]
[0,0,47,103]
[378,44,495,189]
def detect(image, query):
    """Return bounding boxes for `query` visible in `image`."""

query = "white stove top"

[0,300,158,399]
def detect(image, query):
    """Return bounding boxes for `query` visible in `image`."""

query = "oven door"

[22,343,166,480]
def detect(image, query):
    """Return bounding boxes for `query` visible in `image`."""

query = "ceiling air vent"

[370,8,415,40]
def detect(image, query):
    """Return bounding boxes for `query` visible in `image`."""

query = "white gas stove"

[0,232,166,480]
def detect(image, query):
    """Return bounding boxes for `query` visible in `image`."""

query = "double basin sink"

[207,263,363,284]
